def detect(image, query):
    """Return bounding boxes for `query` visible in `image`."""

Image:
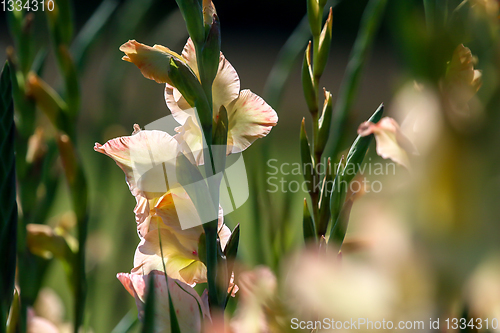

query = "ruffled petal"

[120,40,185,84]
[227,89,278,153]
[94,130,181,198]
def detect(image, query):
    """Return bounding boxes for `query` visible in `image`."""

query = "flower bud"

[26,73,69,131]
[302,42,318,115]
[199,14,221,92]
[176,0,205,45]
[307,0,321,37]
[313,7,333,79]
[316,89,333,155]
[303,198,317,243]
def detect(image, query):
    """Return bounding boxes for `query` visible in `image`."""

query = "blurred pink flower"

[358,117,417,170]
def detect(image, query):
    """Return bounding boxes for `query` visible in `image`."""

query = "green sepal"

[313,7,333,79]
[300,118,315,195]
[6,288,19,333]
[224,223,240,262]
[301,42,318,115]
[168,57,212,133]
[316,89,333,155]
[200,14,221,94]
[175,0,205,45]
[303,199,317,243]
[212,105,228,174]
[342,103,384,184]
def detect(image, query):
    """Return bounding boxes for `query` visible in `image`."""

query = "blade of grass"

[0,62,17,333]
[111,310,139,333]
[157,223,182,333]
[141,275,156,333]
[322,0,387,163]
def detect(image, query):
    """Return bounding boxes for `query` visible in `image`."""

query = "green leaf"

[329,198,354,253]
[303,199,317,243]
[329,157,347,231]
[322,0,387,162]
[0,62,17,329]
[71,0,119,71]
[342,103,384,184]
[141,274,156,333]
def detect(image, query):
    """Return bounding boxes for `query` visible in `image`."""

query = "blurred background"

[2,0,500,332]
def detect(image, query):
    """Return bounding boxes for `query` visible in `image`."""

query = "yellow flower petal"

[133,228,206,285]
